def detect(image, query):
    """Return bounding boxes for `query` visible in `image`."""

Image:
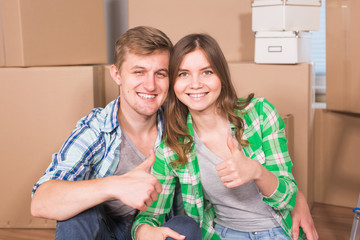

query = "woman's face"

[173,49,221,114]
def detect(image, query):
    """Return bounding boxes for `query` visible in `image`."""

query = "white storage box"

[252,0,321,31]
[254,31,312,64]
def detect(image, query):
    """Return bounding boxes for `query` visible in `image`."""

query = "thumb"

[227,134,237,154]
[135,149,155,172]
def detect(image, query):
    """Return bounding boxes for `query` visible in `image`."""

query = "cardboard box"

[0,66,104,228]
[104,65,120,106]
[314,109,360,208]
[0,0,107,67]
[252,0,321,31]
[229,62,315,203]
[93,65,120,108]
[129,0,254,62]
[255,31,312,64]
[326,0,360,114]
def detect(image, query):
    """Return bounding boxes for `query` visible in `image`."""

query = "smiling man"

[30,26,199,240]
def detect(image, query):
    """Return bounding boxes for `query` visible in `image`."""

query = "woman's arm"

[216,98,297,211]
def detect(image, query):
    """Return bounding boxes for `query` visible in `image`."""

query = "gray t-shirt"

[103,127,147,216]
[194,131,279,232]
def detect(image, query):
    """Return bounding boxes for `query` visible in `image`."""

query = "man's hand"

[291,191,319,240]
[135,224,185,240]
[109,150,162,212]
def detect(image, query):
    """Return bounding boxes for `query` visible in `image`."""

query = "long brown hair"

[164,33,253,166]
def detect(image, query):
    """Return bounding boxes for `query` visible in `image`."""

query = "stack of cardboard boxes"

[313,0,360,208]
[0,0,118,228]
[128,0,316,205]
[252,0,321,64]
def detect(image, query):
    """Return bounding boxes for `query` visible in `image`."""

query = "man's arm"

[291,190,319,240]
[31,151,161,221]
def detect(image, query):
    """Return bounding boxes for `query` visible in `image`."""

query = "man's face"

[116,50,170,118]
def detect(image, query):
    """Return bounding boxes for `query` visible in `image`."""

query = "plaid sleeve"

[32,111,105,196]
[258,98,298,211]
[131,141,177,239]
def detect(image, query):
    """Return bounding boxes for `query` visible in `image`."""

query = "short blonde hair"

[114,26,173,70]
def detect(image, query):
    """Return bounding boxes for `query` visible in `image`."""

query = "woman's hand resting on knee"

[135,224,186,240]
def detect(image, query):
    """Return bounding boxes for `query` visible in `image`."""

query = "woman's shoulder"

[237,97,276,114]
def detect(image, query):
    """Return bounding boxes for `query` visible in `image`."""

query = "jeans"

[55,204,135,240]
[215,224,289,240]
[55,205,202,240]
[163,215,202,240]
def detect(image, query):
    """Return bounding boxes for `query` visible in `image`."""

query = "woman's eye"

[178,72,188,78]
[203,70,213,76]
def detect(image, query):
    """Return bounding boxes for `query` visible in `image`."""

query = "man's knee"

[164,215,202,240]
[55,207,102,240]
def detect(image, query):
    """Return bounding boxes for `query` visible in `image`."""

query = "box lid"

[252,0,321,7]
[255,31,311,38]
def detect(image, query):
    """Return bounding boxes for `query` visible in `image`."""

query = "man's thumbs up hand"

[134,149,156,172]
[108,149,162,212]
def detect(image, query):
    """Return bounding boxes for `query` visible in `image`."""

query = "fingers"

[137,203,147,212]
[292,215,300,240]
[154,179,162,194]
[302,224,318,240]
[135,149,155,172]
[314,228,319,240]
[215,161,227,172]
[219,174,232,183]
[150,189,159,202]
[163,228,186,240]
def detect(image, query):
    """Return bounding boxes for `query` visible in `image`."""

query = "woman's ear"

[110,64,121,86]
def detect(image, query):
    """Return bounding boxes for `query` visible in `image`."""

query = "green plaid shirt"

[132,98,302,240]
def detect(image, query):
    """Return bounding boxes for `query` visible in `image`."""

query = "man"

[31,26,199,240]
[31,26,317,240]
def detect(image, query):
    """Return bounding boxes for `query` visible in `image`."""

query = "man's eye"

[134,71,143,75]
[156,72,167,78]
[178,72,188,78]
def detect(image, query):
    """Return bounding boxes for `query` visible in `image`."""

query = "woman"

[132,33,306,240]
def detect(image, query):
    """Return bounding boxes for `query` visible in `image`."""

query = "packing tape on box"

[341,0,351,95]
[0,0,6,66]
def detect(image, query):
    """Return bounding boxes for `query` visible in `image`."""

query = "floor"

[311,203,355,240]
[0,203,356,240]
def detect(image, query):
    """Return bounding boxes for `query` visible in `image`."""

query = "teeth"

[189,93,206,98]
[138,93,155,99]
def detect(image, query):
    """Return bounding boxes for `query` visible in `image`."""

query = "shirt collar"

[101,97,164,150]
[102,97,121,133]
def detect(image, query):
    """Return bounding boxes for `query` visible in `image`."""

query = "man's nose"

[143,74,156,91]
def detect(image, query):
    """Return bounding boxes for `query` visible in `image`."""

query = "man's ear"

[110,64,121,86]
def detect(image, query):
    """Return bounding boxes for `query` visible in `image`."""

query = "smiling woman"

[132,33,299,240]
[174,49,222,114]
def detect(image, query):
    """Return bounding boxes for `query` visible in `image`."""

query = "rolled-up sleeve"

[32,115,105,196]
[259,99,298,211]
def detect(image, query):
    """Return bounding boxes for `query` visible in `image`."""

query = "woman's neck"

[190,109,228,137]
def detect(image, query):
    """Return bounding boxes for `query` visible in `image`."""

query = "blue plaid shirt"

[32,97,164,196]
